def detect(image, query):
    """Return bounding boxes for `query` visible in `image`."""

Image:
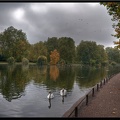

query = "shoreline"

[63,73,120,117]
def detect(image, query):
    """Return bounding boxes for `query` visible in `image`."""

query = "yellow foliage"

[114,40,120,49]
[50,49,60,65]
[115,28,120,34]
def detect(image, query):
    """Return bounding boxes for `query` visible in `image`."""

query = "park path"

[78,72,120,117]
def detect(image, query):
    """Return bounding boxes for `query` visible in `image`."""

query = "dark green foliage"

[58,37,75,64]
[28,41,47,63]
[106,47,120,64]
[0,54,6,61]
[37,56,47,66]
[59,59,65,65]
[76,40,108,66]
[111,61,117,66]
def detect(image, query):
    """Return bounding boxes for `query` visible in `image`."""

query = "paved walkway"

[78,73,120,118]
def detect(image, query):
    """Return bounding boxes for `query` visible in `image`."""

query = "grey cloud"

[0,3,117,47]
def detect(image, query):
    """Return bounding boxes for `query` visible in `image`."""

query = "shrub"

[60,59,65,65]
[37,56,47,65]
[101,61,108,66]
[22,58,29,65]
[111,61,117,66]
[7,57,15,65]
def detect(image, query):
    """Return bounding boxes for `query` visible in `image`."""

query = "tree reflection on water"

[50,65,59,81]
[0,64,119,102]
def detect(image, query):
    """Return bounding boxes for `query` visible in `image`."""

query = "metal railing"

[62,73,116,117]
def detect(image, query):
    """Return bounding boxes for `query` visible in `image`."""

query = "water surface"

[0,64,119,117]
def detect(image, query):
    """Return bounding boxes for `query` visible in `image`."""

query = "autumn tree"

[44,37,58,62]
[15,40,29,61]
[100,2,120,48]
[50,49,60,65]
[44,37,75,64]
[27,44,35,62]
[114,40,120,49]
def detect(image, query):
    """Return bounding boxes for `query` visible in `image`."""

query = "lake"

[0,64,119,117]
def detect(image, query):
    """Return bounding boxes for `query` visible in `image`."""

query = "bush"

[111,61,117,66]
[101,61,108,66]
[95,63,101,68]
[90,59,96,66]
[59,59,65,65]
[7,57,15,65]
[37,56,47,65]
[22,58,29,65]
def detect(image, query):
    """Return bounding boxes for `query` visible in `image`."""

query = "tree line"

[0,26,120,66]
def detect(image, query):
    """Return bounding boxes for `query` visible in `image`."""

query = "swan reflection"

[62,96,64,103]
[48,99,51,109]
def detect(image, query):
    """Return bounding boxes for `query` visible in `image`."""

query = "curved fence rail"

[62,73,116,117]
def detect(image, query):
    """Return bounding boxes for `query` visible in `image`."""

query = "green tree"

[28,41,47,62]
[76,40,97,65]
[106,47,120,64]
[44,37,58,62]
[76,40,108,66]
[0,26,29,61]
[97,45,108,66]
[58,37,75,64]
[15,40,29,61]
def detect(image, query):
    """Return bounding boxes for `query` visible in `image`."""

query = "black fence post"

[86,94,88,105]
[92,88,94,97]
[104,78,105,85]
[75,106,78,117]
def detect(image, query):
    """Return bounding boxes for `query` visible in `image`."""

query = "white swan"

[47,90,54,99]
[60,88,67,96]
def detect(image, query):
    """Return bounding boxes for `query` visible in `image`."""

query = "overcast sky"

[0,2,117,48]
